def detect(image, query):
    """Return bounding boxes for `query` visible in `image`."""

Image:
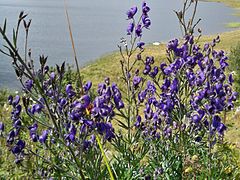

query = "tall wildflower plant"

[0,0,239,179]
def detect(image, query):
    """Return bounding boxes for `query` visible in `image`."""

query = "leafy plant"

[0,0,239,179]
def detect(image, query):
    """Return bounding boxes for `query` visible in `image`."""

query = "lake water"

[0,0,239,89]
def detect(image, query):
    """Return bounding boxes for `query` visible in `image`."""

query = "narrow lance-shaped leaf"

[3,19,7,34]
[13,28,17,48]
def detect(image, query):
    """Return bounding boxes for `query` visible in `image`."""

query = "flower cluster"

[135,35,238,143]
[5,67,124,163]
[7,95,26,163]
[126,1,151,48]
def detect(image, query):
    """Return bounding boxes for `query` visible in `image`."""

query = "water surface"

[0,0,238,89]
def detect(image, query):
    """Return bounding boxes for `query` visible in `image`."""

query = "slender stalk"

[96,134,115,180]
[64,0,83,95]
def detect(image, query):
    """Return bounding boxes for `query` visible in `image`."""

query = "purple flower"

[114,96,124,110]
[0,122,4,132]
[31,104,43,114]
[39,130,49,144]
[217,123,227,135]
[212,115,221,129]
[228,74,234,85]
[83,140,91,151]
[65,124,77,143]
[135,24,142,37]
[142,2,150,15]
[133,76,142,87]
[192,114,201,124]
[29,123,38,142]
[83,81,92,92]
[134,115,142,128]
[143,64,151,75]
[14,120,21,128]
[66,84,76,98]
[127,22,134,35]
[24,79,33,91]
[58,98,67,107]
[80,95,91,109]
[149,66,159,78]
[142,15,151,28]
[138,90,147,103]
[126,6,137,19]
[12,95,20,107]
[137,42,145,49]
[163,66,172,75]
[50,72,55,80]
[12,140,25,154]
[8,95,13,105]
[14,104,22,116]
[96,122,115,141]
[170,78,179,93]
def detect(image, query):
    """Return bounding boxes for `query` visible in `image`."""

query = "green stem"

[96,134,115,180]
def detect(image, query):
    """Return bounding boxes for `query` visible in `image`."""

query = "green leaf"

[116,119,128,129]
[13,29,16,48]
[96,134,115,180]
[3,19,7,34]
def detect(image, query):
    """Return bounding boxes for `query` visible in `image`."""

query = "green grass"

[203,0,240,8]
[226,22,240,28]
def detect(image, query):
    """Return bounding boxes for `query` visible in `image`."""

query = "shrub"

[0,0,239,179]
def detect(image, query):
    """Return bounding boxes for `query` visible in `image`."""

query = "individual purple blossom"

[0,122,4,132]
[83,140,91,151]
[8,95,13,105]
[142,1,150,15]
[143,64,151,75]
[217,123,227,135]
[44,65,49,73]
[96,122,115,141]
[13,104,22,117]
[133,76,142,87]
[149,66,159,78]
[135,24,142,37]
[127,22,134,35]
[138,90,147,103]
[228,74,234,85]
[83,81,92,92]
[212,115,221,129]
[146,81,156,94]
[163,66,172,75]
[24,79,33,91]
[79,95,91,109]
[31,104,43,114]
[134,115,142,128]
[7,130,15,144]
[12,140,25,154]
[29,123,38,142]
[126,6,137,19]
[50,72,55,80]
[39,130,49,144]
[137,42,145,49]
[142,15,151,29]
[192,114,201,124]
[114,96,124,110]
[66,84,76,98]
[170,78,179,93]
[12,95,20,107]
[58,98,67,107]
[14,120,22,129]
[65,124,77,144]
[161,78,171,91]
